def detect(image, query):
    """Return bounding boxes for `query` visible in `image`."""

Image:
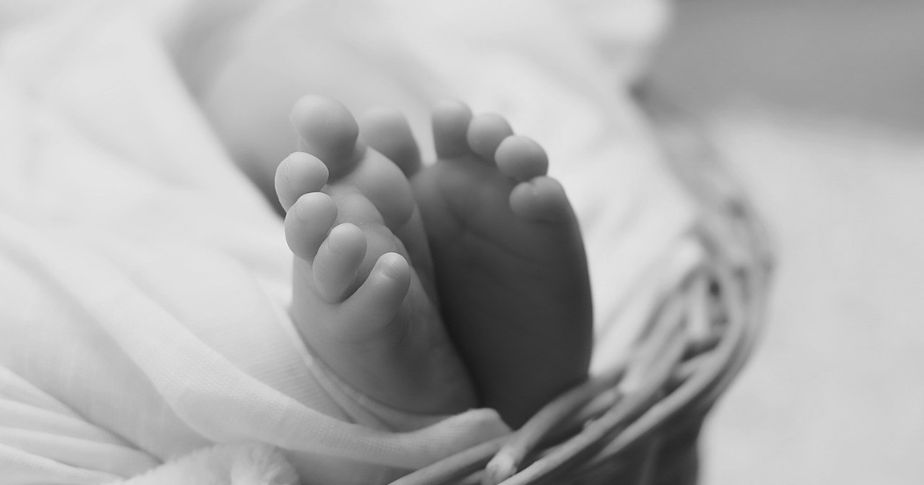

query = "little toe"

[358,107,422,177]
[275,152,330,211]
[467,113,514,163]
[340,252,411,340]
[291,95,365,179]
[284,192,338,260]
[509,176,575,222]
[495,135,549,182]
[313,223,367,302]
[432,100,474,159]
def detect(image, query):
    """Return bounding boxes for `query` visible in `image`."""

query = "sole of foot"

[412,101,594,427]
[275,143,475,416]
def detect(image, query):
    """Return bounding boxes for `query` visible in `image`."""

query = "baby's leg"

[275,153,475,415]
[411,101,594,427]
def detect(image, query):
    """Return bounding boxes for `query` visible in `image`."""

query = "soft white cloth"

[704,106,924,485]
[0,0,699,483]
[114,443,298,485]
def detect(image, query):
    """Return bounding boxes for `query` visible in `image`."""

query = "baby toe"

[467,113,513,163]
[359,107,422,177]
[291,95,364,179]
[340,252,411,340]
[509,176,574,222]
[495,135,549,182]
[432,100,474,159]
[284,192,338,260]
[313,223,367,302]
[275,152,330,211]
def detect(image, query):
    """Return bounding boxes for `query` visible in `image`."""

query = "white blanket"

[0,0,697,483]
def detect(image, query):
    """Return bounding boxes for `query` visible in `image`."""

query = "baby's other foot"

[413,101,593,427]
[290,96,434,291]
[275,153,475,414]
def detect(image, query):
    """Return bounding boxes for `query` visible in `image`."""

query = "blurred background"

[653,0,924,130]
[649,1,924,484]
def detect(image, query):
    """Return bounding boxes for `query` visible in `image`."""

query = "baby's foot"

[275,152,475,415]
[288,96,435,293]
[412,101,594,427]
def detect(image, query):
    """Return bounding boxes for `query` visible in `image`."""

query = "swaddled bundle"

[0,0,697,483]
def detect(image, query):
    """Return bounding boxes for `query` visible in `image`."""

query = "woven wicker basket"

[390,92,774,485]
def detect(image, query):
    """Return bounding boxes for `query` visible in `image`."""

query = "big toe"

[291,95,364,179]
